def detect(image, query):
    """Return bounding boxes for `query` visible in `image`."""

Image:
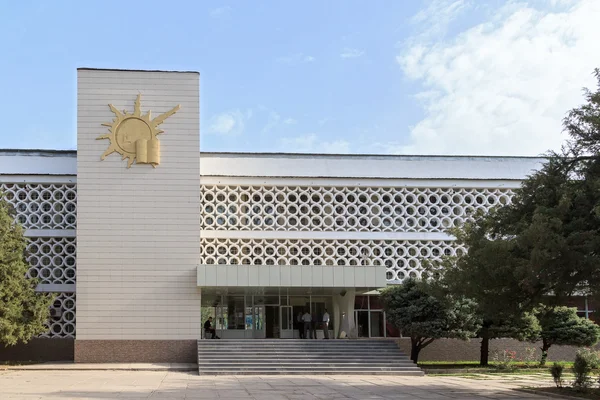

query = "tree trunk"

[410,337,421,363]
[480,327,490,366]
[540,339,551,366]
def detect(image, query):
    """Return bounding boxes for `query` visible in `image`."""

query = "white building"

[0,69,544,363]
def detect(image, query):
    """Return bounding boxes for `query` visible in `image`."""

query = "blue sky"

[1,1,599,155]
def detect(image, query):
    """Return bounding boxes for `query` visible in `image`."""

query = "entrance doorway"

[201,292,334,339]
[265,306,280,338]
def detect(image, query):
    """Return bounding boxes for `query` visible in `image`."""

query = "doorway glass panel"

[370,311,384,337]
[245,306,253,330]
[355,310,369,338]
[281,306,293,330]
[254,305,265,338]
[226,296,245,330]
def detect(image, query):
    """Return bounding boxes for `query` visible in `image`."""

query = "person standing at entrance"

[296,312,304,339]
[302,310,312,339]
[322,309,330,339]
[310,316,317,340]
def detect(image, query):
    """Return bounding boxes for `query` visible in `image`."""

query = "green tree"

[452,69,600,306]
[478,313,541,366]
[439,220,543,365]
[441,67,600,303]
[0,197,52,346]
[437,70,600,365]
[537,306,600,366]
[380,278,480,363]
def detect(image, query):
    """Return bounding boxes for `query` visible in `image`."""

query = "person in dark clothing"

[302,310,312,339]
[310,318,317,340]
[296,312,304,339]
[204,317,220,339]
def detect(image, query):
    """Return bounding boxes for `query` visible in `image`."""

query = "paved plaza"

[0,369,559,399]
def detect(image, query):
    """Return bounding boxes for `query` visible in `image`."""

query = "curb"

[514,388,587,400]
[6,367,197,372]
[4,364,197,372]
[423,368,549,375]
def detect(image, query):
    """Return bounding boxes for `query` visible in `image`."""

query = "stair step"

[201,364,418,368]
[198,366,421,371]
[199,371,424,376]
[198,357,411,360]
[197,339,422,376]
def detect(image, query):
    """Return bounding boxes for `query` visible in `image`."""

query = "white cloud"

[397,0,600,156]
[410,0,471,39]
[207,110,247,135]
[210,6,231,18]
[283,118,297,125]
[262,111,281,134]
[280,134,350,153]
[340,48,365,59]
[276,53,315,64]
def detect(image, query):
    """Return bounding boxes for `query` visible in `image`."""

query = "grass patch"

[418,361,575,368]
[528,387,600,399]
[0,361,38,366]
[419,361,595,377]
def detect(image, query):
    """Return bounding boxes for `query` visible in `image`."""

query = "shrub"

[492,349,517,370]
[522,347,537,367]
[550,362,564,388]
[572,349,599,390]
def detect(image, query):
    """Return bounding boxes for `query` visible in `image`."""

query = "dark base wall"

[397,338,600,362]
[74,340,197,363]
[0,338,74,362]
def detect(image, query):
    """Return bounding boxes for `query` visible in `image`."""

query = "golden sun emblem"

[97,94,180,168]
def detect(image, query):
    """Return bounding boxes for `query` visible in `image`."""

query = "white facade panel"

[76,69,201,340]
[1,150,542,182]
[0,151,76,176]
[199,153,544,180]
[196,265,386,288]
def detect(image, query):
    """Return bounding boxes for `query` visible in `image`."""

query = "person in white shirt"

[302,311,312,339]
[322,309,330,339]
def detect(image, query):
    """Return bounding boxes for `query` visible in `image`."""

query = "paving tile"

[0,371,561,399]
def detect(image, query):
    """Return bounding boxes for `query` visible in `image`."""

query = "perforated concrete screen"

[199,238,465,284]
[1,183,77,229]
[200,185,514,233]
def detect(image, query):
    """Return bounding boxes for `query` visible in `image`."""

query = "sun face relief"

[97,94,181,168]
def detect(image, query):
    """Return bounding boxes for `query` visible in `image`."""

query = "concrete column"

[335,289,356,338]
[333,296,340,339]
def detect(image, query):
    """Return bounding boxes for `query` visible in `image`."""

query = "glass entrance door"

[280,305,294,338]
[253,305,265,339]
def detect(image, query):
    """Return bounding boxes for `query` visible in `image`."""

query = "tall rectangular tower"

[75,68,200,362]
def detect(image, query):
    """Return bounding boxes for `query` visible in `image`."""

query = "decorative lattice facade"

[0,183,77,338]
[40,293,76,338]
[2,178,517,338]
[200,185,513,232]
[199,238,466,283]
[26,237,76,284]
[1,183,77,229]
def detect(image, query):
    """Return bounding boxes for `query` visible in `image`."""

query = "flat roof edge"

[199,151,546,160]
[0,149,76,156]
[0,149,546,161]
[78,67,199,74]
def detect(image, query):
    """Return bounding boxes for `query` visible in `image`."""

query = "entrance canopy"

[197,264,386,288]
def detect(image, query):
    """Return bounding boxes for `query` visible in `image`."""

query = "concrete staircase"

[197,339,423,375]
